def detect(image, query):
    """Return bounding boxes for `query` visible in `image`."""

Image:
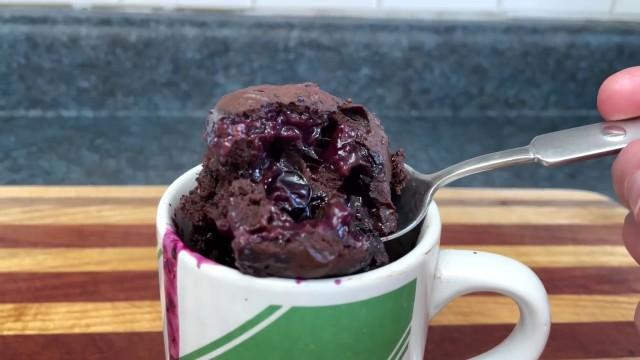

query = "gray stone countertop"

[2,10,640,198]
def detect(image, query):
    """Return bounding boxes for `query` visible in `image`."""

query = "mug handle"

[429,249,551,360]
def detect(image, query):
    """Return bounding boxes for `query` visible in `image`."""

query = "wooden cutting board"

[0,186,638,359]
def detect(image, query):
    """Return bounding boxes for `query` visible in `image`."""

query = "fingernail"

[625,172,640,221]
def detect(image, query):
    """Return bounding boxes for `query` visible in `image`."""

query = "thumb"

[597,66,640,121]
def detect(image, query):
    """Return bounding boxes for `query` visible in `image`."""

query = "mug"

[156,165,550,360]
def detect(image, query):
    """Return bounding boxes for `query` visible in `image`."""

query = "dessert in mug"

[179,83,406,279]
[160,83,551,360]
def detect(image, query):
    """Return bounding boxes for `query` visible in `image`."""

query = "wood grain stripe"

[1,267,638,303]
[439,206,627,225]
[0,186,611,202]
[0,205,626,225]
[0,224,623,249]
[0,272,160,303]
[0,248,156,272]
[0,186,166,198]
[0,204,156,225]
[0,198,158,207]
[441,224,623,245]
[0,225,154,248]
[2,295,637,335]
[0,323,637,360]
[426,322,640,359]
[441,245,636,267]
[0,301,161,335]
[531,267,640,295]
[0,246,634,273]
[430,295,639,325]
[0,333,165,360]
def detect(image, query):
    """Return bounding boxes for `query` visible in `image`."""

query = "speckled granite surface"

[2,10,640,197]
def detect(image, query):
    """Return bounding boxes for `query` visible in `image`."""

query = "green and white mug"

[157,165,550,360]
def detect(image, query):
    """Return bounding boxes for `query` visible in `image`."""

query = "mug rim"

[156,164,442,287]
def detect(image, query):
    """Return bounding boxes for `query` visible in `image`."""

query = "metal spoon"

[382,118,640,243]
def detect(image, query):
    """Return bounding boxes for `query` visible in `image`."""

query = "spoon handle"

[387,118,640,242]
[530,117,640,166]
[429,117,640,192]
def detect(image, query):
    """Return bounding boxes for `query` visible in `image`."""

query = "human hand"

[597,66,640,331]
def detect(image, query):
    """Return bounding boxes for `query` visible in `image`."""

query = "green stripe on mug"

[181,305,283,360]
[211,280,416,360]
[396,340,409,360]
[388,325,411,360]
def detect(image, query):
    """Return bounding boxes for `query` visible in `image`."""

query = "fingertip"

[636,303,640,333]
[612,140,640,207]
[597,66,640,121]
[622,214,640,332]
[623,213,640,265]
